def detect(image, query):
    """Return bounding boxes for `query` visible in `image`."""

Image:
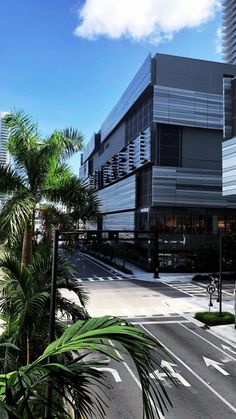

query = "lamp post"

[46,228,59,419]
[218,220,224,315]
[153,227,160,279]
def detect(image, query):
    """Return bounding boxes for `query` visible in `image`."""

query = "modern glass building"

[0,112,10,209]
[80,54,236,270]
[222,0,236,64]
[0,112,10,166]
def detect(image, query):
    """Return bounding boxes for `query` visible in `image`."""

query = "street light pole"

[45,228,59,419]
[219,227,223,315]
[153,228,160,279]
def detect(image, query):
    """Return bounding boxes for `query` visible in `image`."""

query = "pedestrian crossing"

[75,275,128,282]
[166,281,208,297]
[166,281,235,298]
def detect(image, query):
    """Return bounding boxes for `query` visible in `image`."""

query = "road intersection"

[62,250,236,418]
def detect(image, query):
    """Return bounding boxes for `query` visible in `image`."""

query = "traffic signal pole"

[46,228,59,419]
[153,229,160,279]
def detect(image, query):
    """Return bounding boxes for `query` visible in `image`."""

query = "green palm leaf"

[30,316,171,418]
[0,165,26,193]
[0,193,35,242]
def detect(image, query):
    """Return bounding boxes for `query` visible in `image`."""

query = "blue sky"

[0,0,222,172]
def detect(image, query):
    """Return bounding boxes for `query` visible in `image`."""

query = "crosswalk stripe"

[88,278,95,281]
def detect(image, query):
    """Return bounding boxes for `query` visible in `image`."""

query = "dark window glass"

[159,124,181,167]
[125,94,153,143]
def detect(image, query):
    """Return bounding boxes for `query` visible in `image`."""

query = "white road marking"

[81,253,121,275]
[108,277,114,281]
[149,369,167,381]
[131,320,190,325]
[141,325,236,414]
[161,360,191,387]
[95,367,122,382]
[162,281,193,297]
[222,345,236,355]
[203,357,229,376]
[88,277,95,282]
[108,340,165,419]
[180,323,236,362]
[97,277,105,281]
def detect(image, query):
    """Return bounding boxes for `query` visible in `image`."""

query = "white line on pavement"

[88,278,95,282]
[161,281,193,297]
[141,325,236,414]
[108,340,165,419]
[180,323,236,362]
[131,320,191,325]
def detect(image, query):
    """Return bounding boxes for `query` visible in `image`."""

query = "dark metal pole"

[45,228,59,419]
[219,228,222,315]
[153,229,160,279]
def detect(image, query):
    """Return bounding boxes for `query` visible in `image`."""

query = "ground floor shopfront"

[100,207,236,272]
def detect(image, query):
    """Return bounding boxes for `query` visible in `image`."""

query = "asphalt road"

[63,250,128,281]
[95,317,236,419]
[62,250,236,418]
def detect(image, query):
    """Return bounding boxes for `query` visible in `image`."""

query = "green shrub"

[195,311,235,326]
[192,274,212,282]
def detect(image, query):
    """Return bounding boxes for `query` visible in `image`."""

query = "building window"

[125,94,153,143]
[158,124,182,167]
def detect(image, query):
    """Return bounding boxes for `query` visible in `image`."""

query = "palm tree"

[0,250,89,365]
[0,316,172,418]
[0,110,99,265]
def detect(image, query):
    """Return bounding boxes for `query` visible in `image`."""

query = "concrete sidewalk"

[121,259,199,283]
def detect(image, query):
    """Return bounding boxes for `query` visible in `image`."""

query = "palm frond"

[0,192,35,242]
[48,128,84,160]
[0,165,26,193]
[56,294,89,321]
[46,175,100,223]
[29,316,172,418]
[4,110,39,164]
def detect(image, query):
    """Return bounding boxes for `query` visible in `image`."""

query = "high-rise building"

[0,112,10,166]
[80,53,236,270]
[222,0,236,64]
[0,112,10,210]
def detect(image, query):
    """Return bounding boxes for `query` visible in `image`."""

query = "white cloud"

[74,0,220,44]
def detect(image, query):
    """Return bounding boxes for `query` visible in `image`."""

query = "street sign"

[206,284,216,295]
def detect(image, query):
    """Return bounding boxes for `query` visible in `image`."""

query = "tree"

[0,249,89,365]
[0,316,172,418]
[0,111,99,265]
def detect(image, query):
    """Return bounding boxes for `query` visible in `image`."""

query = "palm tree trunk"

[21,227,33,265]
[26,330,30,364]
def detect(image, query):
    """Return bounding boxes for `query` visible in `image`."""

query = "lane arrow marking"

[161,360,191,387]
[149,369,167,381]
[95,367,122,382]
[203,357,229,376]
[222,344,236,356]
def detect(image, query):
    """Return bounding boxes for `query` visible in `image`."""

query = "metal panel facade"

[83,134,96,163]
[223,137,236,196]
[102,211,135,230]
[153,85,223,130]
[98,175,136,213]
[100,55,152,142]
[152,166,226,207]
